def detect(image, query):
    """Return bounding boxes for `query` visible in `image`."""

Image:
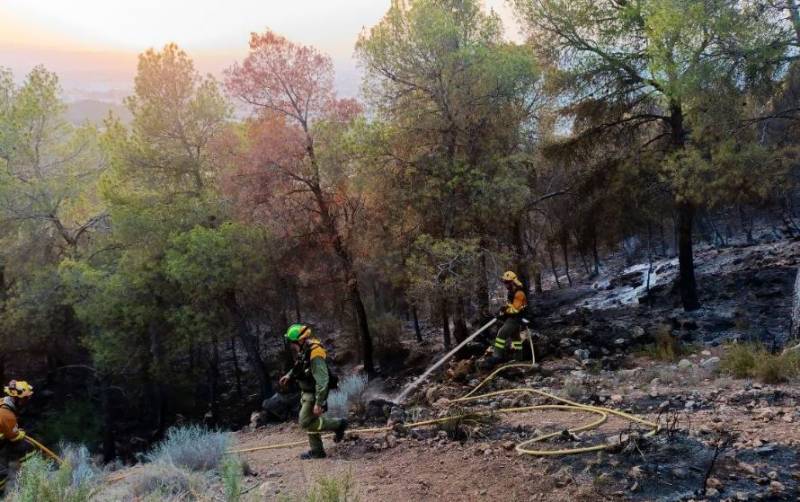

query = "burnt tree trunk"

[670,101,700,311]
[677,203,700,311]
[147,318,167,438]
[440,299,451,350]
[412,306,423,342]
[453,298,468,344]
[592,231,601,276]
[560,232,573,287]
[230,338,243,398]
[580,253,591,276]
[548,246,561,289]
[304,131,375,376]
[349,280,375,375]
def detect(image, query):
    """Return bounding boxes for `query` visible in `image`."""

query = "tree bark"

[440,299,451,350]
[147,319,167,437]
[677,202,701,311]
[548,246,561,289]
[453,298,468,344]
[580,253,591,276]
[670,101,700,311]
[739,205,754,244]
[560,232,573,287]
[349,279,376,375]
[412,306,423,342]
[592,232,601,276]
[304,128,375,376]
[230,338,243,398]
[532,261,543,294]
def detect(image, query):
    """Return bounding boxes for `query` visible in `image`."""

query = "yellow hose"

[229,334,660,457]
[24,435,64,465]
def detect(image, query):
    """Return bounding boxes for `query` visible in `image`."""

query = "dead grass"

[638,325,691,361]
[720,343,800,383]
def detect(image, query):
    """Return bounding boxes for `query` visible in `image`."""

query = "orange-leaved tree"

[226,31,376,375]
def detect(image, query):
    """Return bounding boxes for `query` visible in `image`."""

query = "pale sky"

[0,0,521,100]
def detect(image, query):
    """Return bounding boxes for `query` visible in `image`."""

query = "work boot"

[333,419,348,443]
[300,450,326,460]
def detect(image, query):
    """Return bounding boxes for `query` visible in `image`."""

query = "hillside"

[20,238,794,502]
[219,239,800,501]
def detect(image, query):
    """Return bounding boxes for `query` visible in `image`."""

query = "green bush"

[306,472,359,502]
[721,343,800,383]
[130,462,204,500]
[221,455,243,502]
[145,425,231,471]
[279,472,360,502]
[7,448,99,502]
[721,343,758,378]
[640,325,684,361]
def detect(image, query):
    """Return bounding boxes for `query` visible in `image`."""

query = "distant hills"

[65,99,132,125]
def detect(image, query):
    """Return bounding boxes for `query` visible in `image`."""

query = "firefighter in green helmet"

[279,324,348,459]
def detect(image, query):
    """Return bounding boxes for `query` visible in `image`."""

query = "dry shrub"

[721,343,800,383]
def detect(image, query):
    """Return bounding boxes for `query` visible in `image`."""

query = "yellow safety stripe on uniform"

[308,340,327,360]
[494,338,506,349]
[511,341,523,350]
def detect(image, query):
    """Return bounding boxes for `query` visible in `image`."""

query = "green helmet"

[285,324,309,342]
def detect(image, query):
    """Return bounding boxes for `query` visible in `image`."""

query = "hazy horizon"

[1,0,521,102]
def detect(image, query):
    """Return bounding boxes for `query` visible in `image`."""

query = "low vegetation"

[145,425,231,471]
[7,446,100,502]
[639,326,692,362]
[279,472,360,502]
[721,343,800,384]
[4,426,247,502]
[327,374,369,418]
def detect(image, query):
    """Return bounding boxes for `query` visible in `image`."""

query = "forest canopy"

[1,0,799,458]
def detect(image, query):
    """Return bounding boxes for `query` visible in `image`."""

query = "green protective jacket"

[286,339,330,407]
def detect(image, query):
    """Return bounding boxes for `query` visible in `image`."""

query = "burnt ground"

[231,239,800,501]
[233,352,800,501]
